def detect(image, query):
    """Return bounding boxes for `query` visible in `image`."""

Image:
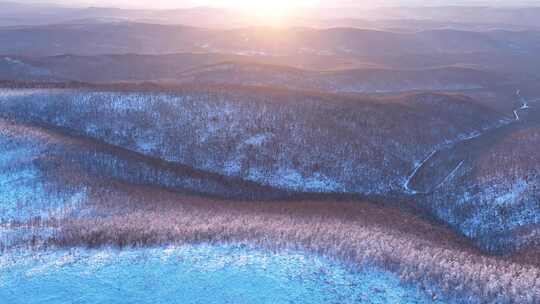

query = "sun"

[219,0,320,18]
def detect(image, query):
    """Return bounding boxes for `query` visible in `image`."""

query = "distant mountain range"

[0,55,508,94]
[1,23,539,67]
[1,22,539,88]
[2,2,540,29]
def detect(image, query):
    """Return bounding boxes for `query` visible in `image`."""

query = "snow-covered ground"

[0,244,444,304]
[0,133,87,224]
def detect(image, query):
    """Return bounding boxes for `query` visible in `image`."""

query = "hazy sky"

[13,0,540,9]
[14,0,329,8]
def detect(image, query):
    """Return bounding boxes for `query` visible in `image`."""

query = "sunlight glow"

[222,0,319,11]
[217,0,321,21]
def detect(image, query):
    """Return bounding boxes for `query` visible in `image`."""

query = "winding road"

[404,90,534,194]
[403,150,437,193]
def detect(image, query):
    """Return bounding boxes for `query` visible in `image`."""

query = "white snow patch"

[244,133,270,146]
[494,179,529,207]
[223,159,242,175]
[3,57,23,65]
[272,168,344,192]
[135,137,158,154]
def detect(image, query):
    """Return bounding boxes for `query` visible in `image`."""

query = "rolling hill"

[1,23,539,57]
[4,84,533,254]
[0,55,508,94]
[0,85,506,196]
[2,114,539,304]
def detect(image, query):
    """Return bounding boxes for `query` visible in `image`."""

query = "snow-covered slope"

[3,86,538,254]
[0,87,504,195]
[426,125,540,253]
[0,120,87,223]
[0,244,446,304]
